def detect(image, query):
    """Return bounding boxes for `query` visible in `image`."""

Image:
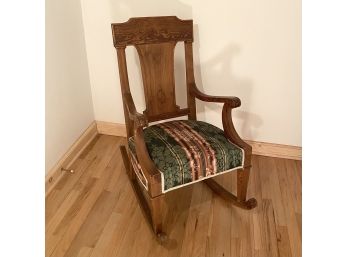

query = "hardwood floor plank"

[189,184,214,257]
[48,137,119,257]
[51,178,98,237]
[285,159,302,214]
[63,190,118,257]
[92,185,138,257]
[76,247,93,257]
[207,196,232,257]
[252,212,262,251]
[234,207,253,257]
[46,189,80,236]
[113,206,144,257]
[258,199,279,257]
[265,157,287,226]
[276,226,292,257]
[179,182,212,257]
[127,212,154,257]
[276,159,302,257]
[46,135,109,222]
[46,178,98,256]
[257,156,273,200]
[88,212,122,257]
[90,137,121,179]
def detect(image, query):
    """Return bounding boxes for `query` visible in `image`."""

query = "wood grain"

[136,42,178,117]
[46,135,302,257]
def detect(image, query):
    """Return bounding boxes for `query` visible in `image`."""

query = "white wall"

[80,0,301,146]
[46,0,95,174]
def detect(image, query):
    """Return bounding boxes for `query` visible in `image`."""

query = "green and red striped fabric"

[129,120,244,193]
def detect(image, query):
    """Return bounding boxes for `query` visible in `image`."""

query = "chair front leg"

[149,194,167,242]
[237,167,250,202]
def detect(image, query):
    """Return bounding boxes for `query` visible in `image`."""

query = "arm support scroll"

[123,92,148,128]
[189,83,251,161]
[222,104,251,154]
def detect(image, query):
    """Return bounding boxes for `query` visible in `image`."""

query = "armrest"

[190,83,241,108]
[123,92,162,196]
[189,83,251,160]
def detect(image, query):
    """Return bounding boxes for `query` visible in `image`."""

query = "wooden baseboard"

[95,121,302,160]
[245,140,301,160]
[45,121,98,195]
[96,121,127,137]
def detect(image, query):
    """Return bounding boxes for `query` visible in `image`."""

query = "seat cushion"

[128,120,244,193]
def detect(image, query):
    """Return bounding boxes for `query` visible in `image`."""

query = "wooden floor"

[46,135,302,257]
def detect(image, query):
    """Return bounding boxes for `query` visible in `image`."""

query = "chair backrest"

[111,16,197,130]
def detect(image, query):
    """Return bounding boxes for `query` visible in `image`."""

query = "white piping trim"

[241,147,245,167]
[161,151,245,193]
[162,165,244,193]
[130,156,149,191]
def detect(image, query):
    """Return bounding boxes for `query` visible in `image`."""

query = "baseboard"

[45,121,98,195]
[96,121,127,137]
[95,121,302,160]
[245,140,301,160]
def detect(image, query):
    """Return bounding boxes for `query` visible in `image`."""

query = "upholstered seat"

[128,120,244,193]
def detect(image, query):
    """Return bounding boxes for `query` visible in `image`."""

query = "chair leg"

[120,145,135,180]
[149,194,167,242]
[120,145,168,242]
[237,167,257,208]
[237,167,250,202]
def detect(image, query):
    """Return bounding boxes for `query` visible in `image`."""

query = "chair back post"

[115,46,134,139]
[184,41,197,120]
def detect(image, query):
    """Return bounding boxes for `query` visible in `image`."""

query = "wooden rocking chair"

[111,16,257,242]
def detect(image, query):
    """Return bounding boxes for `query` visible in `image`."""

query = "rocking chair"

[111,16,257,242]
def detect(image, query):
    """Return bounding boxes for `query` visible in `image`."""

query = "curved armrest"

[190,83,241,108]
[123,92,162,196]
[189,83,251,164]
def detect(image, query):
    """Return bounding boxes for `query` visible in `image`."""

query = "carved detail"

[115,28,192,46]
[112,16,193,47]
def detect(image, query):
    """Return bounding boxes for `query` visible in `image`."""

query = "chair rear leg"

[120,145,135,179]
[237,167,257,208]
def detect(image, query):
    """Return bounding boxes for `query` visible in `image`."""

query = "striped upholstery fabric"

[128,120,244,193]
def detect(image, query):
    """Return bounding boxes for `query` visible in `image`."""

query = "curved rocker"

[204,178,257,210]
